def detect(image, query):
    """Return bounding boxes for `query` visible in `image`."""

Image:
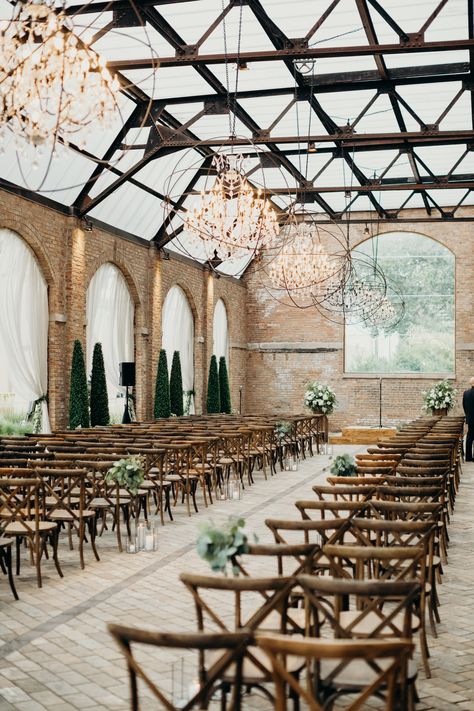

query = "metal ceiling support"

[107,38,474,70]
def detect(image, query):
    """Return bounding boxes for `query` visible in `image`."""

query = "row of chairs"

[107,414,464,709]
[0,414,326,592]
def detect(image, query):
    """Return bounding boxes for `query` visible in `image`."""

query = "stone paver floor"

[0,447,473,710]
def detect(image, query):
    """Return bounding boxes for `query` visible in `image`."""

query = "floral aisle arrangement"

[423,380,457,414]
[330,453,357,477]
[105,455,145,494]
[304,381,336,415]
[274,420,294,440]
[196,516,254,575]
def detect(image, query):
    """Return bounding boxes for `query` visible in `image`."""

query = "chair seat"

[210,644,304,682]
[165,474,198,482]
[0,537,13,548]
[320,657,417,688]
[5,520,57,534]
[339,609,421,635]
[48,509,96,521]
[90,497,130,508]
[219,457,235,465]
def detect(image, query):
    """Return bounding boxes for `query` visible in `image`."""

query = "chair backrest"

[180,573,296,634]
[323,544,425,583]
[0,478,41,534]
[294,499,369,520]
[108,625,250,711]
[298,574,420,640]
[256,634,413,711]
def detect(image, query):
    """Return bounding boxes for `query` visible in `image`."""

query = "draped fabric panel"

[0,228,50,431]
[162,285,195,413]
[213,298,229,363]
[86,263,134,417]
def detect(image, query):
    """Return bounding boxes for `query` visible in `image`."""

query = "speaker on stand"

[120,362,135,424]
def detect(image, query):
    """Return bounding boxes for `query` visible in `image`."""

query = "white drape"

[162,285,195,413]
[0,228,50,432]
[86,263,134,417]
[213,298,229,363]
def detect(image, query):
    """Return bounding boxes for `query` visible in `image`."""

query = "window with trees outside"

[345,232,455,374]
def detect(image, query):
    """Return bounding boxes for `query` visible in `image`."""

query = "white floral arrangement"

[304,381,336,415]
[423,379,457,413]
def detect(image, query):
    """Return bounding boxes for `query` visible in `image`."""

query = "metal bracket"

[400,32,425,46]
[421,124,440,134]
[176,44,198,57]
[204,98,229,115]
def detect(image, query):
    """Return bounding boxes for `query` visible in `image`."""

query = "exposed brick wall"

[245,208,474,429]
[0,190,247,428]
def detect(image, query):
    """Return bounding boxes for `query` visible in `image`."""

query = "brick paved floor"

[0,449,472,710]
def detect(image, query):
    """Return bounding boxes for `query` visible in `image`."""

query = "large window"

[345,232,455,374]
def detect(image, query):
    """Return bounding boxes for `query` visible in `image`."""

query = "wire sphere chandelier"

[0,0,120,152]
[260,211,351,309]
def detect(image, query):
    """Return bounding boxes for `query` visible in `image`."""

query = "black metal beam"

[107,38,474,70]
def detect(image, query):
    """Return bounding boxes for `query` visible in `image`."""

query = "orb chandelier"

[261,215,350,308]
[183,152,280,262]
[0,0,120,151]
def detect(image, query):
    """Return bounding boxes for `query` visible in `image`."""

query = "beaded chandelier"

[0,0,120,150]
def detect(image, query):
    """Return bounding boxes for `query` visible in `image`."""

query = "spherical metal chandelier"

[0,0,120,151]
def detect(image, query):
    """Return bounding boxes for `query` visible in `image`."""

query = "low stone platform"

[330,425,397,444]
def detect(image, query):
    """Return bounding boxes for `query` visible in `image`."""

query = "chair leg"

[51,530,64,579]
[3,546,19,600]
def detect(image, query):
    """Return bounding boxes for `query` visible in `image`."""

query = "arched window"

[213,298,229,364]
[345,232,455,374]
[0,228,50,431]
[86,263,134,417]
[162,285,195,413]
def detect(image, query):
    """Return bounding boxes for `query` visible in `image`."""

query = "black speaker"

[120,362,135,387]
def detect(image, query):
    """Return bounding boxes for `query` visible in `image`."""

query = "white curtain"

[213,298,229,363]
[162,285,195,413]
[0,228,50,432]
[86,263,134,418]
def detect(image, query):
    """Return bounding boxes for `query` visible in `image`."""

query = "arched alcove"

[0,228,50,431]
[345,231,455,374]
[86,262,134,418]
[213,298,229,364]
[162,284,195,413]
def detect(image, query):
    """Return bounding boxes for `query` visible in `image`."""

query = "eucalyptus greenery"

[274,420,294,440]
[330,453,357,477]
[196,516,254,576]
[105,455,145,495]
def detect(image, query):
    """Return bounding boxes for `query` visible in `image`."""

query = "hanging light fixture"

[0,0,120,152]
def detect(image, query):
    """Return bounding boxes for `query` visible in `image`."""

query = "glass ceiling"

[0,0,472,275]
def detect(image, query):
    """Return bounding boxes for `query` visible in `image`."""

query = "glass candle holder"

[136,522,146,551]
[227,476,242,501]
[291,456,299,471]
[144,523,157,552]
[284,456,291,471]
[126,536,137,554]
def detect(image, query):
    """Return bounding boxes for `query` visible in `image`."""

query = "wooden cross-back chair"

[0,477,62,587]
[297,575,420,709]
[256,634,413,711]
[108,626,251,711]
[312,484,377,502]
[322,543,432,678]
[180,573,303,709]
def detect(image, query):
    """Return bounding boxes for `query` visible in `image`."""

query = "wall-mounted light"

[307,141,316,153]
[364,224,370,235]
[238,61,249,71]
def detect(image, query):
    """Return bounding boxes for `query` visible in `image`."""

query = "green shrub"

[219,356,231,414]
[69,340,90,428]
[206,355,220,414]
[90,342,110,426]
[154,349,171,419]
[0,413,33,436]
[170,351,184,416]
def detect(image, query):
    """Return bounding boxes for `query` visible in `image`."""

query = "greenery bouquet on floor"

[422,379,457,415]
[330,453,357,477]
[304,381,336,415]
[196,516,254,576]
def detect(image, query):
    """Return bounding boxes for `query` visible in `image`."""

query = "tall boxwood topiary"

[170,350,184,416]
[90,342,110,426]
[219,356,231,414]
[69,339,90,428]
[206,355,220,414]
[154,349,171,418]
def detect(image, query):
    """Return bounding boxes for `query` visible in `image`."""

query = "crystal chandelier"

[265,219,348,308]
[0,0,120,150]
[183,152,280,262]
